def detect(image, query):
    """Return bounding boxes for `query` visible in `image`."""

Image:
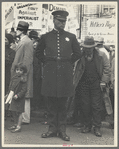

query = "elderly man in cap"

[36,10,81,141]
[73,36,110,137]
[11,21,33,125]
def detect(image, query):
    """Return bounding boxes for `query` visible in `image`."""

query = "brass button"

[57,57,61,60]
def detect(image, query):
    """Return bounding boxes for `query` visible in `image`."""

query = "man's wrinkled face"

[53,18,66,31]
[83,47,94,56]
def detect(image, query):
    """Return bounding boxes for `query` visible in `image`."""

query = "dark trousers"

[11,111,21,125]
[73,87,84,124]
[79,79,103,128]
[47,97,67,133]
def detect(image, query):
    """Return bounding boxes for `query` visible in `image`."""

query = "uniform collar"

[52,29,64,34]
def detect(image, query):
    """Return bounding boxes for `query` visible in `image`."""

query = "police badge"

[65,37,70,41]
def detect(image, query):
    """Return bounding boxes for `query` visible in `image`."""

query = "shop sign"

[14,3,42,29]
[87,18,116,45]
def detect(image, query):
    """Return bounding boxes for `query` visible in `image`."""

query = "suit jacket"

[36,29,81,97]
[73,49,110,89]
[11,35,33,98]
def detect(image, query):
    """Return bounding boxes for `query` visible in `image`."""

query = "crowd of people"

[5,10,115,141]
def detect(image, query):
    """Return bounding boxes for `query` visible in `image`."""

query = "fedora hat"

[81,36,97,48]
[95,37,104,44]
[17,21,29,31]
[52,10,69,21]
[29,30,38,39]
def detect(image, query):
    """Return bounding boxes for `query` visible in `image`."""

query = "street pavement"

[3,116,115,147]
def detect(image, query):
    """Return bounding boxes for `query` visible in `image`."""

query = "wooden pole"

[79,4,82,39]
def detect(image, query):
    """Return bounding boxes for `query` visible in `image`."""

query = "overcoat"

[8,74,27,113]
[11,35,33,98]
[73,49,110,89]
[36,29,81,97]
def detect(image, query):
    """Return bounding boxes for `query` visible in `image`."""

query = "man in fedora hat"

[73,36,110,137]
[95,37,110,60]
[11,21,33,125]
[36,10,82,141]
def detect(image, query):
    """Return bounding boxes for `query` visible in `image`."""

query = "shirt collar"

[20,35,27,41]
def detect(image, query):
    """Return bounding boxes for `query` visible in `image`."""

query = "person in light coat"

[11,21,33,124]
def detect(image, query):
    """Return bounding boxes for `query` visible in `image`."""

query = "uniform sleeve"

[17,82,27,98]
[35,35,46,63]
[71,35,82,64]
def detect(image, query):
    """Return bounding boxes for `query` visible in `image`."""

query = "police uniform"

[36,10,81,140]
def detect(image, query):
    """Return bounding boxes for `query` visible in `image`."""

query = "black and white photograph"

[2,1,118,147]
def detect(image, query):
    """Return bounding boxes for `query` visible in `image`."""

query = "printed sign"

[87,18,116,45]
[14,3,42,29]
[5,6,14,26]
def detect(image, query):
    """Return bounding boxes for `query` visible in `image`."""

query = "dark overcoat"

[73,49,110,89]
[9,74,27,113]
[5,45,15,94]
[36,29,81,97]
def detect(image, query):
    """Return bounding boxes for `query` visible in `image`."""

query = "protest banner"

[87,18,116,45]
[14,2,42,29]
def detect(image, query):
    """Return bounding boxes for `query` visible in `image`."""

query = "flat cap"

[95,37,104,44]
[29,30,38,39]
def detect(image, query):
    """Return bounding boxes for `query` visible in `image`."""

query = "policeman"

[36,10,81,141]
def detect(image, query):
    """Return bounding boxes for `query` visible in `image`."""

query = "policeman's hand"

[100,82,106,91]
[13,95,18,100]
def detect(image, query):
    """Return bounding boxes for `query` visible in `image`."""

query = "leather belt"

[45,56,71,62]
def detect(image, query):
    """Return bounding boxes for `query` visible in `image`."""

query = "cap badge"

[65,37,70,42]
